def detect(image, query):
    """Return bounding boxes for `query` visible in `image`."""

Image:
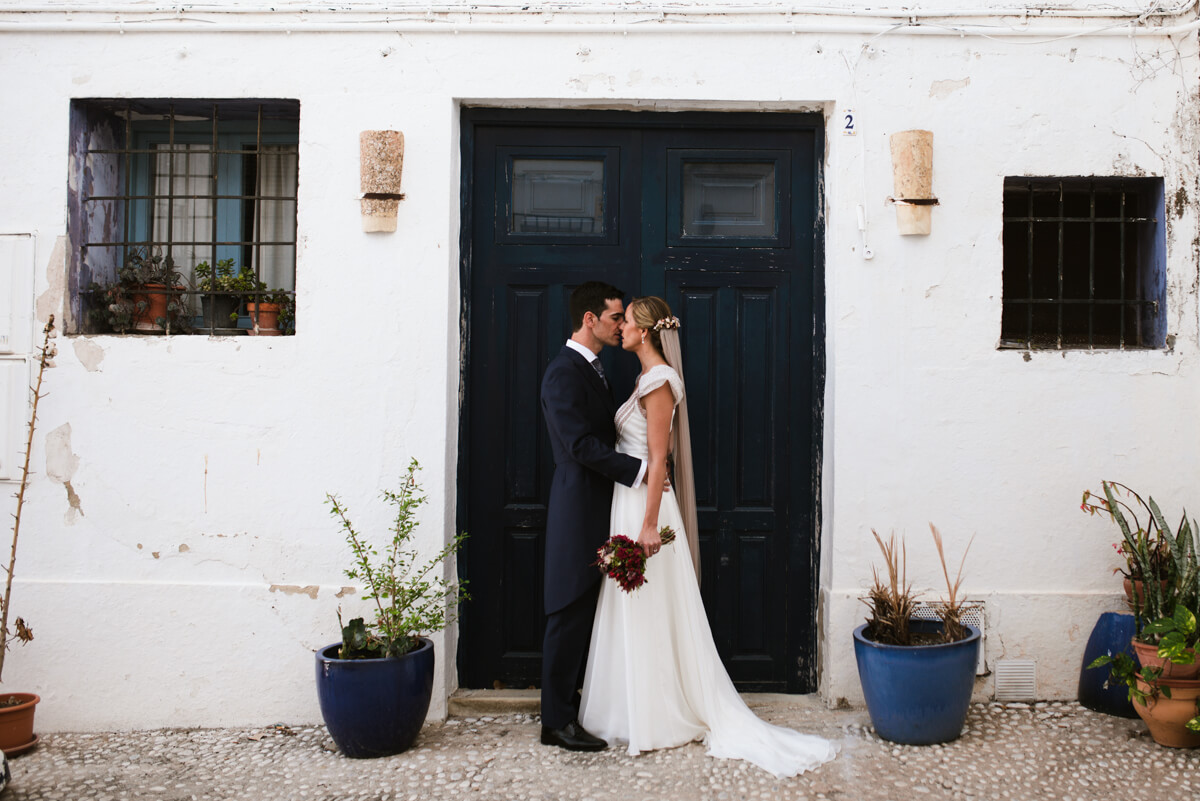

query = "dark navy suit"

[539,344,641,729]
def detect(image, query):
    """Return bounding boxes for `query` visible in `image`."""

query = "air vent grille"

[995,659,1038,701]
[911,602,986,675]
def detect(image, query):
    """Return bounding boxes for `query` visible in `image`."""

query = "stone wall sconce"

[888,129,938,236]
[360,130,406,233]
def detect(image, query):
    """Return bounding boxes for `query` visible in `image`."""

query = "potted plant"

[87,246,190,334]
[1082,482,1199,677]
[315,459,469,758]
[853,524,981,745]
[246,289,291,336]
[193,258,262,331]
[1082,482,1175,610]
[1085,481,1200,747]
[0,318,56,758]
[276,291,296,335]
[1089,606,1200,747]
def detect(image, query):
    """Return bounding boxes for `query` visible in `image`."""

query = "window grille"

[68,99,299,335]
[1000,177,1164,350]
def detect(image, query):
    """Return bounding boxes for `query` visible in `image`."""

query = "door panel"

[460,110,824,692]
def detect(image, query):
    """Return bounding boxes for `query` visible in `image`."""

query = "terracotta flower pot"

[1123,578,1170,608]
[1132,639,1200,680]
[246,302,282,336]
[0,693,39,755]
[131,283,172,332]
[1133,677,1200,748]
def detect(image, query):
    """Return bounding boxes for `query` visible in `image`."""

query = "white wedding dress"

[579,364,838,778]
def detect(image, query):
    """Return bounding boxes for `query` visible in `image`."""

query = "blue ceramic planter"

[854,620,981,745]
[1077,611,1138,718]
[315,637,435,758]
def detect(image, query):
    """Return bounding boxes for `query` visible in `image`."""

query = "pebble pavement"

[3,699,1196,800]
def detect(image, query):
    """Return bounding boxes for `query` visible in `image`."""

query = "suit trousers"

[540,581,601,730]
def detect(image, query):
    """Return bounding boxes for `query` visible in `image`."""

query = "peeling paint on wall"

[269,584,319,599]
[72,338,105,372]
[44,423,83,523]
[34,236,65,326]
[335,586,356,598]
[929,76,969,100]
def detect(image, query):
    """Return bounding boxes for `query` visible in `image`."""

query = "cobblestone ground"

[3,701,1197,800]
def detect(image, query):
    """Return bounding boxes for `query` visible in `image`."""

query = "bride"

[578,296,838,778]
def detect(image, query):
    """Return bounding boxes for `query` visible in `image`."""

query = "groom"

[539,281,646,752]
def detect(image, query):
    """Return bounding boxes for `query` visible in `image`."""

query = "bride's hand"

[637,522,662,558]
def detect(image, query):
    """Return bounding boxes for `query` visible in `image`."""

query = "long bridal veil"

[659,326,700,584]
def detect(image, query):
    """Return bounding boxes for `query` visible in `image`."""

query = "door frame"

[455,106,828,691]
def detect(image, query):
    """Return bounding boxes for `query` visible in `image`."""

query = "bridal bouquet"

[594,526,677,592]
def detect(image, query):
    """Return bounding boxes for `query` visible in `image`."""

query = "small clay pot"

[1132,639,1200,681]
[1133,677,1200,748]
[246,302,282,336]
[0,693,39,755]
[1123,578,1170,608]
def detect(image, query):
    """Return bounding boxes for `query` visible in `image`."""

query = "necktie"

[592,359,609,390]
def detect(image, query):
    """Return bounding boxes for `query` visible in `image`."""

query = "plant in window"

[87,246,191,334]
[274,291,296,335]
[193,259,268,329]
[246,288,294,336]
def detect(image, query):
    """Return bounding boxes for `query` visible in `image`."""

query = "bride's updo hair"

[629,296,674,355]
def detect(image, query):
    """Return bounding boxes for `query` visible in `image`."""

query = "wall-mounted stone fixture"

[360,130,405,233]
[888,130,937,236]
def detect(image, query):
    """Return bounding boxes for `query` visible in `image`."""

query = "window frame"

[67,99,300,336]
[999,176,1165,351]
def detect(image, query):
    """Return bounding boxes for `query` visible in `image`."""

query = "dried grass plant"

[928,523,975,644]
[861,524,975,646]
[863,529,919,646]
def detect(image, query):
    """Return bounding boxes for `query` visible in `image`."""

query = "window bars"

[75,99,299,334]
[1000,177,1163,350]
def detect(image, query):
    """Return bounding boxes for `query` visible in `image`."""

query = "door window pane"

[510,158,605,235]
[681,162,776,238]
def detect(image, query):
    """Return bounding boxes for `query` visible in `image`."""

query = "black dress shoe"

[540,719,608,752]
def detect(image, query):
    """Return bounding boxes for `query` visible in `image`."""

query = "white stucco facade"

[1,1,1198,731]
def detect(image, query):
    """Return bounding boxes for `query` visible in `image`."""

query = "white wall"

[0,3,1197,729]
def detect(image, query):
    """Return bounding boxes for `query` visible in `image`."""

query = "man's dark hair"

[569,281,624,332]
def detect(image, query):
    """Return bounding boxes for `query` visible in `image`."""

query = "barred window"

[1001,178,1164,350]
[67,99,299,335]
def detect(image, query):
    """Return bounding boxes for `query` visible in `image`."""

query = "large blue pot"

[1077,611,1138,718]
[315,637,435,758]
[853,621,981,745]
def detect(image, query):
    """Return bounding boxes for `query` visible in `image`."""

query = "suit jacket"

[540,345,642,614]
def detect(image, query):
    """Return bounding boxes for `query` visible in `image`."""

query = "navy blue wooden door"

[458,110,825,692]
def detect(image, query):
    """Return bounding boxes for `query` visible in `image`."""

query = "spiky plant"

[929,523,975,644]
[862,529,919,646]
[861,525,975,646]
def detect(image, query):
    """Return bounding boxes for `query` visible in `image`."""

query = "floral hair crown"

[653,316,681,332]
